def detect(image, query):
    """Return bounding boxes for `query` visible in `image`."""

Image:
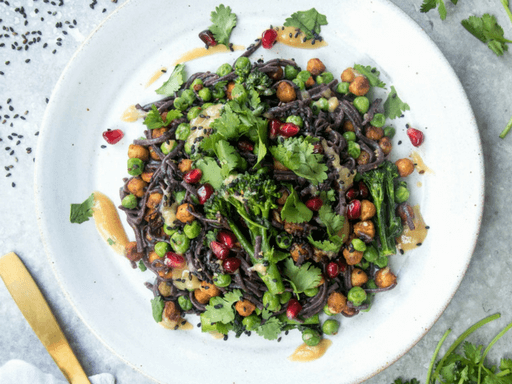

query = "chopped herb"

[461,13,512,56]
[155,63,186,96]
[70,193,95,224]
[384,86,410,120]
[420,0,458,21]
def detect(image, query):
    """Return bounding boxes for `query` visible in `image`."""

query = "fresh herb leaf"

[155,63,186,96]
[256,317,284,340]
[107,238,115,246]
[420,0,458,20]
[317,203,344,236]
[210,104,242,140]
[269,136,328,185]
[384,86,410,120]
[151,296,165,322]
[353,64,386,88]
[204,229,219,247]
[461,14,512,56]
[283,258,322,295]
[194,156,223,189]
[307,235,343,253]
[138,260,147,272]
[209,4,237,46]
[254,118,268,169]
[202,289,242,324]
[280,186,313,224]
[214,139,245,177]
[70,193,95,224]
[284,8,328,40]
[143,105,182,130]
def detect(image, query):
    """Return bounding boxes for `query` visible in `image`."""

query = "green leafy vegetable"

[209,4,237,46]
[201,289,242,324]
[461,14,512,56]
[138,260,147,272]
[284,8,328,40]
[420,0,458,20]
[353,64,386,89]
[307,235,343,253]
[256,317,284,340]
[150,296,165,322]
[283,258,322,295]
[155,64,186,96]
[384,86,410,120]
[143,105,182,130]
[70,193,95,224]
[214,139,246,178]
[317,204,344,236]
[500,114,512,139]
[280,186,313,224]
[194,156,223,189]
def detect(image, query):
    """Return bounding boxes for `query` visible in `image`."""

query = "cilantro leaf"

[202,289,242,324]
[269,136,328,185]
[155,64,186,96]
[280,186,313,224]
[214,139,245,177]
[420,0,458,20]
[283,258,322,295]
[210,104,242,140]
[256,317,284,340]
[194,156,223,189]
[384,86,410,120]
[70,193,95,224]
[209,4,237,46]
[461,14,512,56]
[353,64,386,88]
[284,8,328,40]
[143,105,182,130]
[151,296,165,322]
[138,260,147,272]
[307,235,343,253]
[317,204,344,236]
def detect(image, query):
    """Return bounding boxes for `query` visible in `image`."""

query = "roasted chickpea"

[357,151,371,165]
[149,146,161,161]
[349,76,370,96]
[160,301,182,329]
[176,203,195,223]
[276,81,297,102]
[148,251,160,264]
[235,299,256,317]
[194,289,211,305]
[353,220,375,239]
[290,242,311,262]
[128,144,149,162]
[158,281,173,297]
[327,292,347,314]
[144,207,158,223]
[395,158,415,177]
[226,81,236,100]
[305,76,315,88]
[268,66,283,80]
[312,247,330,263]
[200,281,221,298]
[125,241,143,262]
[365,126,384,141]
[375,267,397,288]
[343,247,364,265]
[284,221,305,236]
[342,306,357,317]
[273,159,289,171]
[343,120,355,132]
[141,171,153,183]
[127,177,147,198]
[379,136,393,155]
[146,192,163,209]
[271,209,283,225]
[307,58,326,76]
[178,159,193,173]
[152,127,168,139]
[360,200,376,221]
[276,189,289,205]
[341,67,356,83]
[351,268,368,287]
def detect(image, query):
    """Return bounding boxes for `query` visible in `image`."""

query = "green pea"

[121,194,137,209]
[263,291,281,312]
[178,296,193,311]
[154,241,170,257]
[173,97,189,111]
[292,78,305,90]
[235,57,251,73]
[351,238,367,252]
[284,65,299,80]
[213,273,232,288]
[395,185,410,204]
[323,304,335,316]
[347,286,367,306]
[198,87,212,102]
[318,97,329,111]
[187,106,202,121]
[160,139,177,155]
[297,70,311,82]
[279,291,292,305]
[231,84,248,103]
[184,141,193,155]
[189,78,203,90]
[363,245,379,263]
[276,232,293,249]
[370,113,386,128]
[347,141,361,159]
[353,96,370,114]
[216,63,233,77]
[242,314,261,331]
[318,71,334,84]
[163,225,177,237]
[174,190,186,204]
[212,86,225,99]
[375,256,388,268]
[336,82,350,94]
[181,89,196,105]
[384,126,396,138]
[170,232,190,254]
[358,259,370,270]
[302,328,321,347]
[175,123,191,141]
[367,279,378,290]
[343,131,356,142]
[127,158,144,176]
[286,115,303,128]
[184,221,201,239]
[322,319,340,335]
[304,287,319,297]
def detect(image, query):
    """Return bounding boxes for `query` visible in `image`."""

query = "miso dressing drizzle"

[288,339,332,362]
[275,26,328,49]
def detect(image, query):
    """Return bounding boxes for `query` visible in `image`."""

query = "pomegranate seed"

[102,129,124,144]
[197,183,214,204]
[164,252,186,269]
[217,231,237,249]
[279,123,300,138]
[345,187,359,201]
[198,30,217,47]
[269,119,283,139]
[358,181,369,199]
[237,140,254,152]
[347,199,362,220]
[183,168,202,184]
[261,28,278,49]
[338,259,347,273]
[312,143,324,154]
[407,127,424,147]
[222,257,241,273]
[211,241,230,260]
[305,197,323,211]
[286,298,302,319]
[326,262,340,278]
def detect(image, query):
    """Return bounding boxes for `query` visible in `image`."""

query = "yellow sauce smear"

[178,321,193,330]
[411,151,433,175]
[172,44,245,65]
[288,339,332,362]
[121,105,144,123]
[146,67,167,88]
[397,205,429,253]
[276,26,328,49]
[91,191,129,256]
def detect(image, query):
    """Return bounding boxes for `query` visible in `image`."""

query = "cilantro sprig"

[420,0,458,21]
[284,8,328,41]
[384,86,410,120]
[280,186,313,224]
[209,4,237,46]
[155,64,186,97]
[283,258,322,296]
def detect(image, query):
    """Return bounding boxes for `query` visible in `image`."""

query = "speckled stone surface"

[0,1,511,383]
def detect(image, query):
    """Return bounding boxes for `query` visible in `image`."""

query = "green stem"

[501,0,512,25]
[499,115,512,139]
[426,329,451,384]
[477,319,512,383]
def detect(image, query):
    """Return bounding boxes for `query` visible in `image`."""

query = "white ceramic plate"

[35,0,484,383]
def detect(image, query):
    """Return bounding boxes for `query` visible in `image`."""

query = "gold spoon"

[0,252,92,384]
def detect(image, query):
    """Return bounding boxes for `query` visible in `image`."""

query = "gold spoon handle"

[0,252,92,384]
